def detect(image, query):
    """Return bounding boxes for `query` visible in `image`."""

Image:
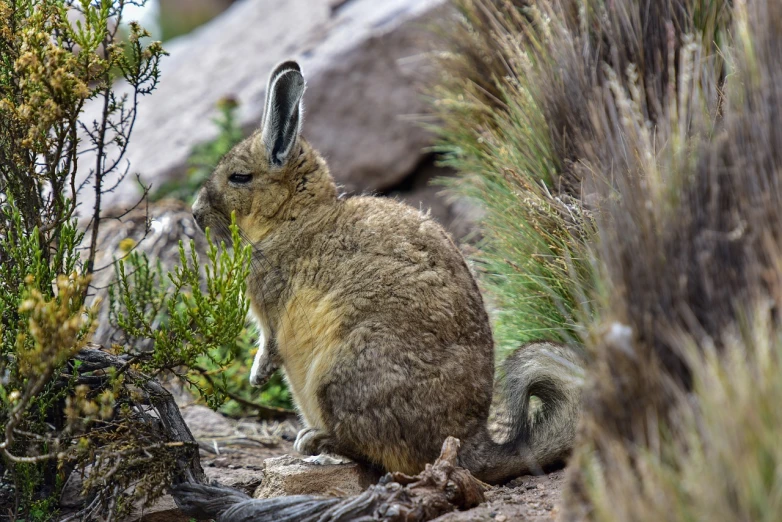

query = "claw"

[294,427,329,455]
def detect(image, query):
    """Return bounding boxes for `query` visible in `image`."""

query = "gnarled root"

[173,436,486,522]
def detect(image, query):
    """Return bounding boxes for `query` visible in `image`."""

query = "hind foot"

[294,427,333,456]
[303,454,352,465]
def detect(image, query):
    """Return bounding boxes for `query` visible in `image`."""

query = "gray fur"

[192,60,583,484]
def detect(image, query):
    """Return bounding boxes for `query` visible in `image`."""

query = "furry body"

[192,61,580,483]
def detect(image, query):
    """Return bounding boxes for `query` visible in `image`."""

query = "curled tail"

[461,342,584,484]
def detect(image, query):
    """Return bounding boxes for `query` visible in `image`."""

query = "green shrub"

[108,217,251,408]
[107,215,293,421]
[0,1,256,519]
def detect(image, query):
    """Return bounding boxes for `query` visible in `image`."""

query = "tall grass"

[572,309,782,522]
[433,0,728,356]
[432,0,597,356]
[435,0,782,519]
[567,1,782,518]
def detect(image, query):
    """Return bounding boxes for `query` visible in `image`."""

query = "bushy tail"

[461,342,583,484]
[172,483,342,522]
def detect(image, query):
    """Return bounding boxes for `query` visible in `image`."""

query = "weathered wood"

[72,347,206,486]
[173,436,486,522]
[62,347,207,519]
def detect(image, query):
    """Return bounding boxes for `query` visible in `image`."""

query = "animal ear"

[260,61,305,167]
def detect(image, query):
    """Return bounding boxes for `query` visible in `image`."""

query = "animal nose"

[192,189,207,230]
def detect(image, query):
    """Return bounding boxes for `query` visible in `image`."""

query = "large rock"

[253,454,380,499]
[389,159,484,241]
[78,0,452,216]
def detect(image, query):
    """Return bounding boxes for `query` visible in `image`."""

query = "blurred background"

[124,0,234,42]
[85,0,474,423]
[95,0,476,241]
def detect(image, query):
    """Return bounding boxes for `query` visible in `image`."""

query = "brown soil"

[436,470,565,521]
[187,408,565,520]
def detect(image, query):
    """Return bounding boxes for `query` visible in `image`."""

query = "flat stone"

[253,454,380,499]
[205,466,264,495]
[180,404,235,438]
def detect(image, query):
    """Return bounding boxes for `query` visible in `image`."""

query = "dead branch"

[71,347,206,486]
[173,436,486,522]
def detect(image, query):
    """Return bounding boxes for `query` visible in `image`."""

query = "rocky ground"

[123,401,564,521]
[435,472,565,522]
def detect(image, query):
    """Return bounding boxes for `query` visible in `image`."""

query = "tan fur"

[192,61,581,482]
[277,287,345,430]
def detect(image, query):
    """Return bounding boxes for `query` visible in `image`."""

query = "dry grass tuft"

[568,1,782,519]
[435,0,782,519]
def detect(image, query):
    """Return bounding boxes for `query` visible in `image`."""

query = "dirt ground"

[435,471,565,521]
[181,404,565,521]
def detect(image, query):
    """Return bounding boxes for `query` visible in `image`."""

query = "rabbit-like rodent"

[192,61,581,483]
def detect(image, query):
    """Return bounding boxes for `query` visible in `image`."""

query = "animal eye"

[228,173,252,184]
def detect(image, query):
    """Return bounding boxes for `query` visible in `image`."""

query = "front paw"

[249,341,278,388]
[294,427,331,456]
[249,358,276,387]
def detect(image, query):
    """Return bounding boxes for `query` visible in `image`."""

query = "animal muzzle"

[192,188,209,232]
